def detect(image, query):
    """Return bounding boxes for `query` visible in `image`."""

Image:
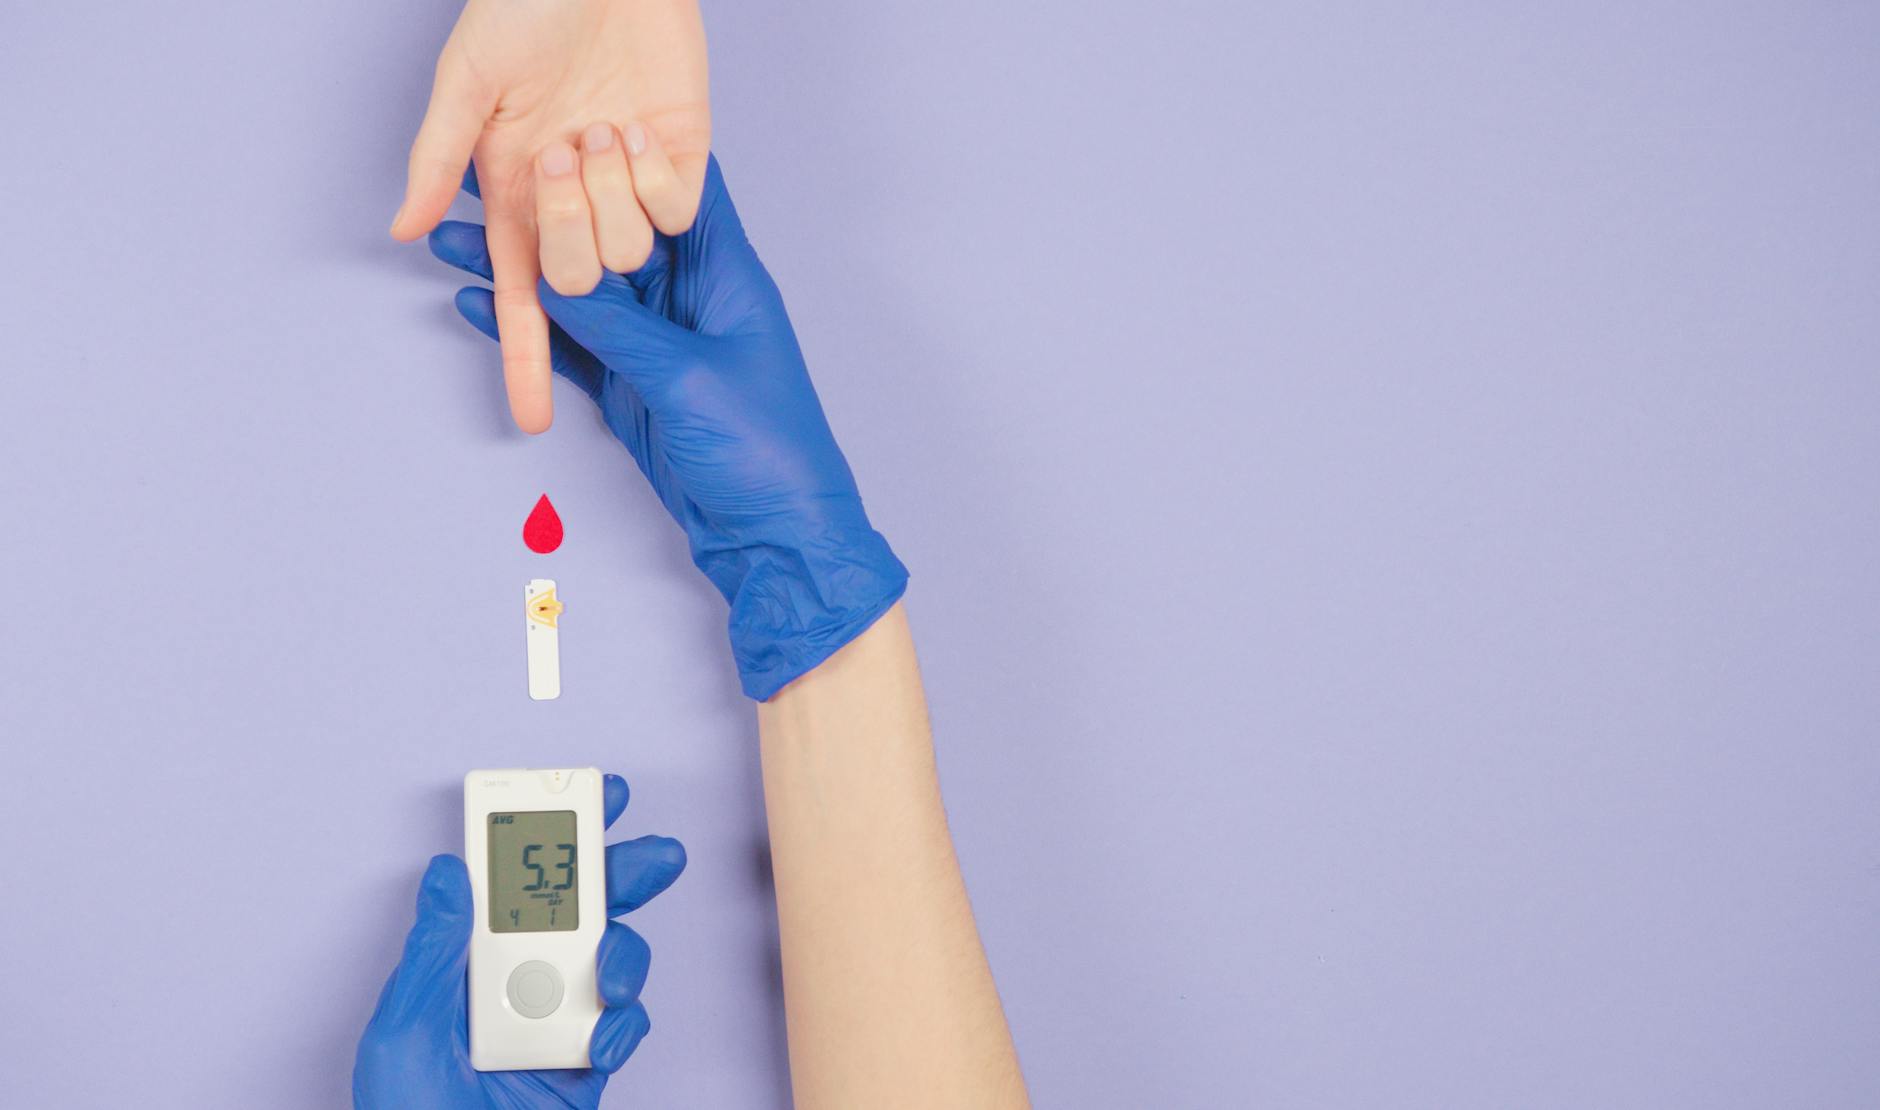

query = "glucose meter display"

[488,811,578,932]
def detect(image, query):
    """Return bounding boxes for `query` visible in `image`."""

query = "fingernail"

[583,123,615,153]
[624,122,648,156]
[389,201,407,233]
[541,142,577,177]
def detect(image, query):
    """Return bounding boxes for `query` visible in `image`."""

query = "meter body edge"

[465,767,606,1072]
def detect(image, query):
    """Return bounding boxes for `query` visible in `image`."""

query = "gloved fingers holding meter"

[586,772,689,1074]
[353,773,686,1109]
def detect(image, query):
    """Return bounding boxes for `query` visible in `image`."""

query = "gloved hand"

[429,157,908,700]
[353,774,686,1109]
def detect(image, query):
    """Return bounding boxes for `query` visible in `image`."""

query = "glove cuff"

[706,520,909,700]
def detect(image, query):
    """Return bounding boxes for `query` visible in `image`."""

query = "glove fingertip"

[453,287,500,341]
[589,1002,652,1074]
[608,835,688,914]
[417,854,472,920]
[428,220,493,279]
[604,774,630,828]
[651,836,687,879]
[597,921,653,1007]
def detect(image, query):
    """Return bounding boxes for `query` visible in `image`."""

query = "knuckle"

[584,159,633,189]
[503,343,549,369]
[632,164,681,198]
[636,183,681,210]
[491,287,539,313]
[538,198,588,223]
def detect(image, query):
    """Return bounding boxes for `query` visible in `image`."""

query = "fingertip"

[510,390,554,434]
[544,270,603,298]
[428,221,493,278]
[428,218,481,246]
[668,199,701,236]
[604,774,630,828]
[389,210,434,243]
[492,305,557,435]
[452,287,499,340]
[597,922,652,1006]
[390,182,457,242]
[589,1002,651,1074]
[667,152,710,233]
[623,121,652,158]
[421,853,469,888]
[653,836,687,877]
[514,407,553,436]
[621,120,695,236]
[603,242,655,276]
[416,854,472,922]
[538,139,579,180]
[607,835,688,914]
[582,121,617,154]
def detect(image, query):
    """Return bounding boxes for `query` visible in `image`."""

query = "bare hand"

[391,0,710,433]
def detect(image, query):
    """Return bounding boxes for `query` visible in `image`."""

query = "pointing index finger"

[483,208,555,434]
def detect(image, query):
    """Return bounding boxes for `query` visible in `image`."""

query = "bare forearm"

[758,602,1028,1109]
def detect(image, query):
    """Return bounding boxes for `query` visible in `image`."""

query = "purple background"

[3,2,1878,1106]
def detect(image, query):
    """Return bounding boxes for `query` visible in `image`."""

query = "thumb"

[537,277,699,397]
[391,52,493,241]
[368,855,473,1034]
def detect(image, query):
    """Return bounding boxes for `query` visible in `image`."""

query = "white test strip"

[525,579,563,701]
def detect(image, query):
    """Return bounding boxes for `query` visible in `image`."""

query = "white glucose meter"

[465,767,607,1071]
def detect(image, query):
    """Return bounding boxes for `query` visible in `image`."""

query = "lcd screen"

[487,810,578,933]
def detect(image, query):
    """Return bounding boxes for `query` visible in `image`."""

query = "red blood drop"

[523,494,563,554]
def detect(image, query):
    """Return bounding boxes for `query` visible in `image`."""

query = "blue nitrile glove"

[429,157,908,699]
[353,774,686,1109]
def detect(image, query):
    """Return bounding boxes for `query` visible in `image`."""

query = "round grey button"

[506,960,564,1019]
